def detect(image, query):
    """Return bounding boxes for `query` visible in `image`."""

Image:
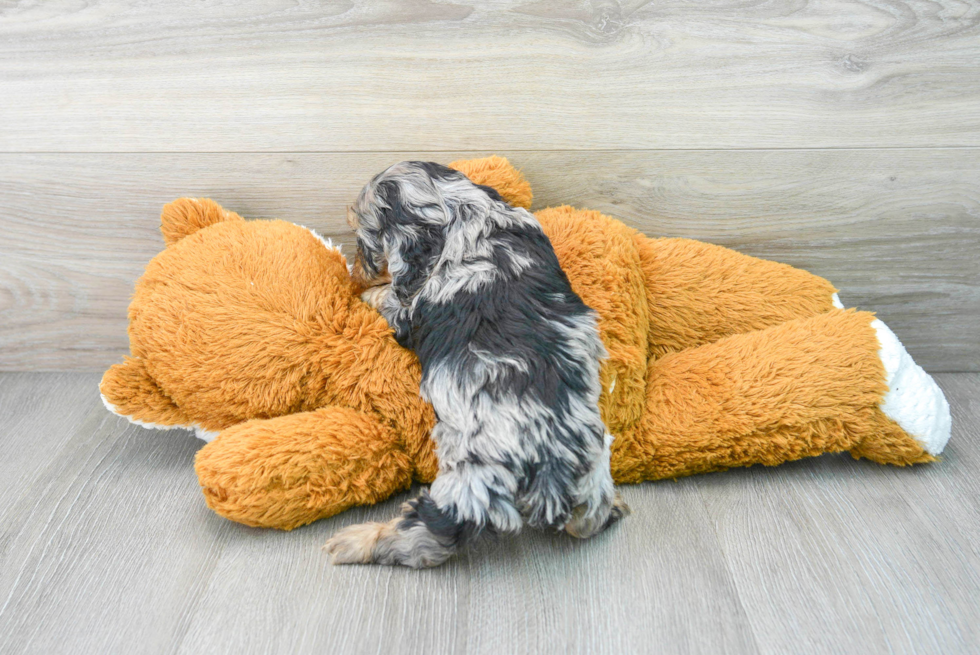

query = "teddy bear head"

[100,158,534,444]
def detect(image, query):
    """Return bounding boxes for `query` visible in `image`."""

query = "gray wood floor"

[0,372,977,655]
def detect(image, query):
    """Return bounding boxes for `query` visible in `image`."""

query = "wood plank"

[2,149,977,371]
[456,482,758,654]
[0,373,100,500]
[1,1,979,151]
[177,482,758,655]
[175,496,465,655]
[0,380,235,655]
[1,372,977,654]
[696,373,980,655]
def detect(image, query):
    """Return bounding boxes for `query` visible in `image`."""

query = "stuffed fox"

[100,157,951,531]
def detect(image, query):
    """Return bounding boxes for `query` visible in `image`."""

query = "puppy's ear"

[376,180,446,305]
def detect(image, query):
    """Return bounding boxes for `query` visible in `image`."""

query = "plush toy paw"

[872,318,952,456]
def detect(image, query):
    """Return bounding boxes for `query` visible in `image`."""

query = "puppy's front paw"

[360,284,391,310]
[323,522,388,565]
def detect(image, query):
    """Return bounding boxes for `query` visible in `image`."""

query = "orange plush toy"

[100,157,951,531]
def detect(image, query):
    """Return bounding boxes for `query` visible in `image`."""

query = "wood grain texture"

[2,149,977,371]
[1,0,979,151]
[177,484,760,655]
[0,380,236,655]
[0,372,978,654]
[699,372,980,654]
[0,373,100,499]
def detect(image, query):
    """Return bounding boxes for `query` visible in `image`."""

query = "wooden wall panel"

[1,1,979,151]
[2,150,976,371]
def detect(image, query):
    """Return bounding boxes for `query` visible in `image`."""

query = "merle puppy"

[324,162,628,568]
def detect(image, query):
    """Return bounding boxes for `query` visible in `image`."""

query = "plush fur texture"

[327,162,626,567]
[99,157,950,534]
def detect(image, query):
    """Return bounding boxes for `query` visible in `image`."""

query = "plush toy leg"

[194,407,414,530]
[612,310,950,483]
[632,235,840,359]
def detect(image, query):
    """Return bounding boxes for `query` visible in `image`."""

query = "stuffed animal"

[100,157,951,531]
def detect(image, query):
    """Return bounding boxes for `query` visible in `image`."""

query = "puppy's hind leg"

[564,434,630,539]
[565,492,630,539]
[324,465,522,568]
[323,491,461,568]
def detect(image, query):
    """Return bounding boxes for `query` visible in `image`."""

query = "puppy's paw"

[323,522,388,565]
[609,493,631,523]
[360,284,391,310]
[565,493,631,539]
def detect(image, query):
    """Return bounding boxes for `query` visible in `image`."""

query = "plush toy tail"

[449,156,533,210]
[161,197,243,246]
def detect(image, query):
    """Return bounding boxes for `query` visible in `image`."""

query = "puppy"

[325,162,628,568]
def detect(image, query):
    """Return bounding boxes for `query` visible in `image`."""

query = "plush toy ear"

[448,156,533,210]
[160,197,244,246]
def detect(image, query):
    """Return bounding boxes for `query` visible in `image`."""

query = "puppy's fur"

[325,162,628,568]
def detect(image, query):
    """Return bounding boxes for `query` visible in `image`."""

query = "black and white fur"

[325,162,628,568]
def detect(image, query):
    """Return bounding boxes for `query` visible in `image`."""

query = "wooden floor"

[0,371,976,655]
